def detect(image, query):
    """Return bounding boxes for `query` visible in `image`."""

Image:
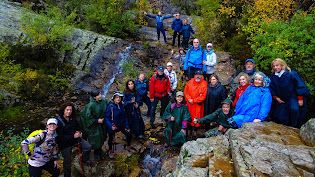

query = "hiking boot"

[108,150,115,159]
[125,145,136,153]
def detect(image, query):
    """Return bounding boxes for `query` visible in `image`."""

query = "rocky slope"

[166,120,315,177]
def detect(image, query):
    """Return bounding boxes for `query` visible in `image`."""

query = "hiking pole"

[214,130,219,137]
[168,121,173,155]
[76,131,84,177]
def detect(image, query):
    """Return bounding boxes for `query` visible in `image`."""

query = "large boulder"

[171,122,315,177]
[215,51,237,86]
[300,118,315,146]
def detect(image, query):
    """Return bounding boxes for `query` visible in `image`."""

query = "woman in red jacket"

[232,73,251,107]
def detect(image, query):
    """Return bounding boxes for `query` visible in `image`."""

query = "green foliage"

[142,41,151,50]
[0,128,30,177]
[113,154,139,176]
[121,60,140,79]
[170,0,200,15]
[250,11,315,95]
[21,6,75,53]
[84,0,138,38]
[48,70,72,91]
[0,106,23,122]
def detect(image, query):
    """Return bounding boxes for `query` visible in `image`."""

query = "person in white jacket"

[202,43,217,83]
[164,62,177,99]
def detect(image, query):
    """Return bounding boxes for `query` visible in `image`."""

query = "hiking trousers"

[28,160,60,177]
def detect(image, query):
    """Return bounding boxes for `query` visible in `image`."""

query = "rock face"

[170,121,315,177]
[215,51,237,86]
[0,0,124,93]
[300,118,315,146]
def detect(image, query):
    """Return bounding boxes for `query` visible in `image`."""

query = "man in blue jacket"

[184,38,207,80]
[145,11,175,43]
[135,73,151,116]
[171,14,183,47]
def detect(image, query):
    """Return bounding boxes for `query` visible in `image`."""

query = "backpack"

[25,130,47,159]
[187,48,205,68]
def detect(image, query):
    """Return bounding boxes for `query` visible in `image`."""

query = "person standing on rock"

[171,48,186,72]
[163,91,191,147]
[123,79,145,139]
[184,38,207,80]
[56,102,92,177]
[184,70,208,134]
[164,62,177,99]
[171,13,183,47]
[144,11,176,43]
[194,99,235,137]
[105,91,133,159]
[80,89,109,161]
[204,74,226,131]
[203,43,217,83]
[181,19,195,50]
[21,118,60,177]
[229,72,272,128]
[269,58,310,128]
[135,73,151,116]
[149,66,171,128]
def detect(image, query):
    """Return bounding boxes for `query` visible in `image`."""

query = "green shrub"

[0,128,30,177]
[113,154,139,176]
[0,106,23,122]
[250,11,315,95]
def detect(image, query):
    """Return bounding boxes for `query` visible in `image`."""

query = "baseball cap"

[195,69,203,75]
[157,66,164,71]
[47,118,58,125]
[245,59,255,64]
[176,91,184,97]
[167,62,173,67]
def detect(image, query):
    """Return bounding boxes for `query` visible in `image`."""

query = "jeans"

[28,160,60,177]
[150,96,169,125]
[157,26,167,42]
[61,139,92,177]
[172,32,181,47]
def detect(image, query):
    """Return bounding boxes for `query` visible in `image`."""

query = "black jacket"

[56,115,80,150]
[204,82,227,116]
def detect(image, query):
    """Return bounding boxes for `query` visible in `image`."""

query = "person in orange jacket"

[149,66,171,128]
[184,69,208,128]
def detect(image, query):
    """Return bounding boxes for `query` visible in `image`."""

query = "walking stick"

[77,132,84,177]
[214,130,219,137]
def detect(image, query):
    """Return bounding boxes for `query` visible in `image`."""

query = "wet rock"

[300,118,315,146]
[229,122,315,177]
[215,52,236,86]
[160,155,178,176]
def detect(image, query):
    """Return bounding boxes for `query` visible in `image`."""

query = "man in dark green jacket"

[194,99,235,137]
[80,89,110,161]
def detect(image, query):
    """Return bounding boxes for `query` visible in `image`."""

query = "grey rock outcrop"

[300,118,315,146]
[170,121,315,177]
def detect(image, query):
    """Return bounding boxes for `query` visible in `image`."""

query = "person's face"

[114,95,121,104]
[139,74,145,81]
[207,45,212,52]
[180,50,184,54]
[273,62,282,73]
[210,77,218,85]
[158,11,162,15]
[193,39,199,48]
[245,61,255,71]
[63,106,73,118]
[128,81,134,90]
[94,93,102,102]
[184,20,188,25]
[167,65,172,71]
[176,15,180,19]
[254,75,263,87]
[239,76,248,86]
[195,74,203,82]
[46,123,58,131]
[158,70,164,75]
[176,95,183,104]
[222,103,230,115]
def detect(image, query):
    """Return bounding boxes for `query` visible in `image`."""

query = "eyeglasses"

[207,46,212,48]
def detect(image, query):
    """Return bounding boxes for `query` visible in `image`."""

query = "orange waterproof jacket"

[149,73,171,99]
[184,76,208,127]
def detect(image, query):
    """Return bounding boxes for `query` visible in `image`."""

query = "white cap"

[206,43,213,48]
[47,118,58,125]
[167,62,173,66]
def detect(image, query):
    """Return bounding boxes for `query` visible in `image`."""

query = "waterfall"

[102,45,132,97]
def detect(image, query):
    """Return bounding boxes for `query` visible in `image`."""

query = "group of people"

[21,36,310,177]
[145,11,195,48]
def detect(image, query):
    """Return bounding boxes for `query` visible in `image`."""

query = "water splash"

[102,45,132,97]
[142,146,168,177]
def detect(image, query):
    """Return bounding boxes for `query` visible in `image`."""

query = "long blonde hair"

[237,73,251,85]
[271,58,291,73]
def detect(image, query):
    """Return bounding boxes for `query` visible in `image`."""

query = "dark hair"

[59,102,75,118]
[171,95,187,104]
[124,79,138,94]
[91,89,101,98]
[209,74,219,81]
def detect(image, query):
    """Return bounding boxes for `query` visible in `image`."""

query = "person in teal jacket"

[162,91,191,146]
[194,99,235,137]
